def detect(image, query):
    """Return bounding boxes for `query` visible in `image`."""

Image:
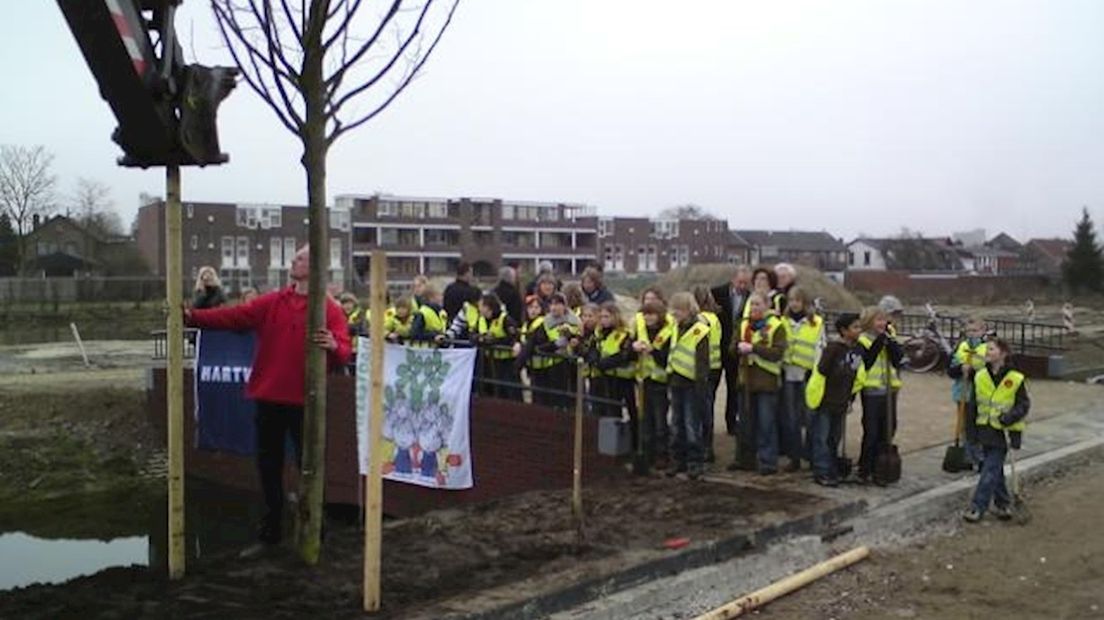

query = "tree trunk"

[296,0,332,565]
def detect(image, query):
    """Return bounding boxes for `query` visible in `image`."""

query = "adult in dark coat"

[710,265,753,439]
[443,261,482,321]
[581,266,615,305]
[492,265,524,325]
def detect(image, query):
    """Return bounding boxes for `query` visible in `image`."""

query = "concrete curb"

[451,499,867,620]
[544,435,1104,620]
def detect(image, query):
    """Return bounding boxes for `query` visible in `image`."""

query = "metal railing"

[819,309,1066,354]
[151,328,199,360]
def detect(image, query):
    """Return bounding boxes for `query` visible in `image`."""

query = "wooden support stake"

[165,165,186,580]
[70,322,90,367]
[572,359,585,526]
[692,546,870,620]
[363,249,387,611]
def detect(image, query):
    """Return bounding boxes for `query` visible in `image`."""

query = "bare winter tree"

[659,203,716,220]
[0,145,57,273]
[70,178,124,237]
[209,0,460,564]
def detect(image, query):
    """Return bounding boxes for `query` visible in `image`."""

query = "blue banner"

[194,329,257,455]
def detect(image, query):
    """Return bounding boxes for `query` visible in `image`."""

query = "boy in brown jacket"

[732,292,788,475]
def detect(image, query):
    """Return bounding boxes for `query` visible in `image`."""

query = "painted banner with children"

[355,341,476,490]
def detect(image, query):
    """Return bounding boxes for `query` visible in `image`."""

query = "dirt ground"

[757,456,1104,620]
[0,476,834,619]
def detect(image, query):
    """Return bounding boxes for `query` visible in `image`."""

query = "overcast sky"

[3,1,1103,242]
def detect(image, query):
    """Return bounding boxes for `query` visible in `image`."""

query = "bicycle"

[900,302,956,373]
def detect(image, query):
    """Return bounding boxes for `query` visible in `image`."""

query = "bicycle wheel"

[904,337,941,373]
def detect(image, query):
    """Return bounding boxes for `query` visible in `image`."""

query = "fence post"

[572,358,585,532]
[1062,303,1075,335]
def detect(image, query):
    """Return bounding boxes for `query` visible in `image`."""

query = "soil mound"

[653,263,863,311]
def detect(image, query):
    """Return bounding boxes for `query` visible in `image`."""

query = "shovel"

[942,396,969,473]
[873,353,902,485]
[1008,446,1032,525]
[632,373,649,476]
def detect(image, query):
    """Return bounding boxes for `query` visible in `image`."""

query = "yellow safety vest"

[784,315,823,371]
[805,350,867,410]
[954,340,987,372]
[667,320,711,381]
[974,367,1027,432]
[477,313,516,359]
[346,308,363,351]
[858,333,902,390]
[463,302,480,334]
[738,316,783,376]
[636,316,675,383]
[413,304,446,347]
[523,317,576,369]
[700,311,722,371]
[599,328,636,379]
[383,313,413,339]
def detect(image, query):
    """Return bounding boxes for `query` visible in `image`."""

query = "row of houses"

[15,193,1074,294]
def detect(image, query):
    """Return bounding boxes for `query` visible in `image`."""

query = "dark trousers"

[532,363,572,410]
[642,380,670,464]
[780,380,810,463]
[722,358,741,435]
[859,391,898,477]
[606,376,640,450]
[482,355,521,401]
[810,404,846,479]
[735,388,758,469]
[255,401,304,534]
[669,383,706,472]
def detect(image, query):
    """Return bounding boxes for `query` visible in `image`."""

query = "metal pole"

[363,249,386,611]
[572,359,585,527]
[165,165,185,579]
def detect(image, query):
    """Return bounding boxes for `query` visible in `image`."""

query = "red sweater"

[187,286,352,406]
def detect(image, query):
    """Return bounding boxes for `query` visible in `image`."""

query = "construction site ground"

[0,333,1101,619]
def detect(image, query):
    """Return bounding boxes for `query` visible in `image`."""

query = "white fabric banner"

[356,341,476,490]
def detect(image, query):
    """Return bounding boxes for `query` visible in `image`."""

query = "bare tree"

[659,203,716,220]
[70,178,124,237]
[210,0,460,564]
[0,145,57,272]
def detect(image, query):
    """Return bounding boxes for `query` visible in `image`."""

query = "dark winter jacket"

[192,286,227,309]
[816,339,864,410]
[443,279,481,321]
[493,280,524,325]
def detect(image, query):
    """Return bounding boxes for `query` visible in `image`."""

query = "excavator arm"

[57,0,237,167]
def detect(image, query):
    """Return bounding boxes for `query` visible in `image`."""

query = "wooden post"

[572,359,584,525]
[165,165,186,579]
[692,546,870,619]
[363,249,386,611]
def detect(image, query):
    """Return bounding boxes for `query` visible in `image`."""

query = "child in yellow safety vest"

[409,285,447,347]
[631,300,674,469]
[474,293,521,401]
[805,312,865,487]
[947,317,988,470]
[384,297,415,344]
[588,302,638,441]
[692,286,723,463]
[517,293,579,410]
[665,292,711,480]
[340,292,363,372]
[857,305,904,483]
[779,286,825,472]
[733,291,788,475]
[963,337,1029,523]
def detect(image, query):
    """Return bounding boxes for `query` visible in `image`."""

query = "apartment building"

[737,230,849,274]
[136,198,351,293]
[597,217,750,274]
[337,194,599,284]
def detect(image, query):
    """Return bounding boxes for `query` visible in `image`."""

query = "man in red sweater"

[185,245,351,545]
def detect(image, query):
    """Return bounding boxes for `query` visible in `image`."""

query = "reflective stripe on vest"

[974,368,1027,432]
[784,316,822,371]
[667,320,710,381]
[739,316,783,376]
[599,328,635,379]
[700,311,722,370]
[858,333,902,389]
[477,313,516,359]
[637,315,675,383]
[954,340,987,372]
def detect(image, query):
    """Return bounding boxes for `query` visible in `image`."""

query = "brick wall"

[844,270,1053,303]
[148,371,622,518]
